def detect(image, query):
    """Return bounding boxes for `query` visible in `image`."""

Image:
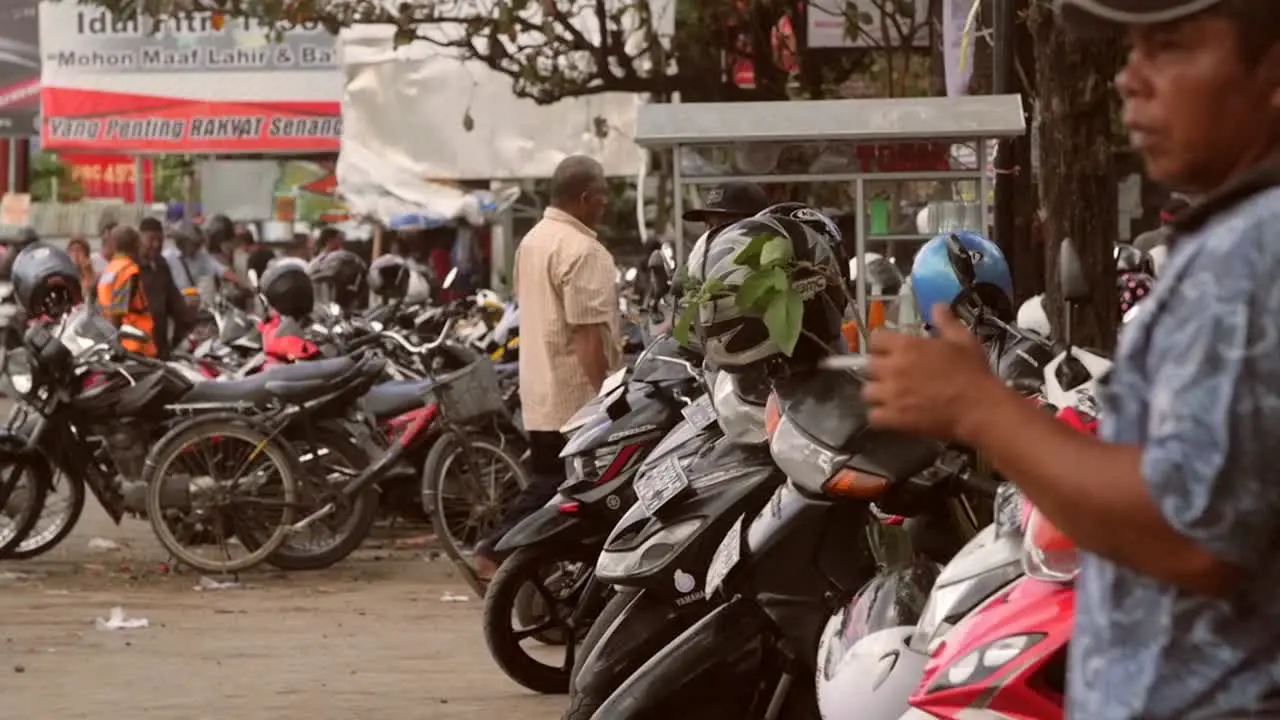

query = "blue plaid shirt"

[1071,180,1280,718]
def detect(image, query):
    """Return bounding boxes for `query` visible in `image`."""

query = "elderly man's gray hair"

[549,155,605,207]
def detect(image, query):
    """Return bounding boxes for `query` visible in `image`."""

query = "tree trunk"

[1028,1,1120,351]
[1005,0,1042,303]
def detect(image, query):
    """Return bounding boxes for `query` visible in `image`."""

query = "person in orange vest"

[96,225,158,357]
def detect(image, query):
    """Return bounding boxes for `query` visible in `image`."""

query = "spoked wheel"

[241,428,378,571]
[145,419,299,574]
[9,470,85,560]
[422,432,528,552]
[482,546,597,694]
[0,452,50,558]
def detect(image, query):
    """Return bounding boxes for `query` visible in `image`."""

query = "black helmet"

[204,214,235,252]
[170,221,204,254]
[16,227,39,248]
[368,254,431,302]
[309,249,367,307]
[688,215,846,373]
[1114,243,1154,276]
[852,252,904,296]
[12,244,82,318]
[260,257,314,318]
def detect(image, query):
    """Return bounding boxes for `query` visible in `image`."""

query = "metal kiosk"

[634,94,1027,327]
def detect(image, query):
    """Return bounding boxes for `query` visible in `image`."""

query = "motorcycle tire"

[145,418,300,574]
[9,470,85,560]
[0,449,50,559]
[250,428,378,571]
[563,588,641,720]
[482,545,594,695]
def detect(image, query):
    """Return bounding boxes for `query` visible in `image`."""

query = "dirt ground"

[0,503,566,720]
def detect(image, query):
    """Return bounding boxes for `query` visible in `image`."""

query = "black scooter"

[566,377,782,720]
[592,368,992,720]
[481,351,702,695]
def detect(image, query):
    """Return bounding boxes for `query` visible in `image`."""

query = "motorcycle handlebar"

[380,318,457,355]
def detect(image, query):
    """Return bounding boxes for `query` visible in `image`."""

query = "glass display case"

[635,95,1027,327]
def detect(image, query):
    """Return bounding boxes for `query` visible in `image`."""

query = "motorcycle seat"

[180,357,356,405]
[264,379,333,402]
[364,379,433,420]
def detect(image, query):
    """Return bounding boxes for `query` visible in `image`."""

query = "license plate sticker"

[681,394,717,430]
[704,515,743,597]
[634,455,690,515]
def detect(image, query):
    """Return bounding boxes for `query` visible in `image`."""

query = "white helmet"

[1016,294,1051,337]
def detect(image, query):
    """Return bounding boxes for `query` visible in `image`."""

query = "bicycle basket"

[427,359,507,423]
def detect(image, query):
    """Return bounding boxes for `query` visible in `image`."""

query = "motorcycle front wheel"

[0,450,50,558]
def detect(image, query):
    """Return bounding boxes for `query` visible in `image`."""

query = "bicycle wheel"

[145,418,299,574]
[422,431,528,551]
[0,450,50,558]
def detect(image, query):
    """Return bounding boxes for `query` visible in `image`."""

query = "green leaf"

[732,235,770,269]
[763,289,803,356]
[674,302,699,347]
[759,236,793,267]
[736,266,786,313]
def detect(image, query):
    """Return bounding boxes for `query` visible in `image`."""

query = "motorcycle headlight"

[768,413,855,496]
[595,517,704,580]
[1022,509,1079,582]
[930,633,1045,691]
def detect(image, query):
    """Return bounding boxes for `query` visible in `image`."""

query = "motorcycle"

[0,307,385,563]
[567,369,780,720]
[482,335,704,694]
[809,237,1114,719]
[903,425,1087,719]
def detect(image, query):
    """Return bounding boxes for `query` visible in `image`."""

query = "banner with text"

[38,3,342,153]
[62,154,155,203]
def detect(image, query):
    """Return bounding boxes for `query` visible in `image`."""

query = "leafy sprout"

[674,233,808,356]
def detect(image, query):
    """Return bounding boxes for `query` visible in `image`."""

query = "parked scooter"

[567,370,778,720]
[482,335,705,694]
[811,239,1112,719]
[592,359,1001,720]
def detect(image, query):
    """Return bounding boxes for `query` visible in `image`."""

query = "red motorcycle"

[905,406,1093,719]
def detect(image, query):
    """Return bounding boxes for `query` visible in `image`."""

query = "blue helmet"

[909,231,1014,325]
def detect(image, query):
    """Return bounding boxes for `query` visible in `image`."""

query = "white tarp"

[336,24,645,224]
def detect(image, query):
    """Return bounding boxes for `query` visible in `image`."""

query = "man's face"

[1117,15,1279,191]
[141,231,163,260]
[579,177,609,227]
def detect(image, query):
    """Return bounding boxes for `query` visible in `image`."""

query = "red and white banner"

[38,3,342,154]
[61,153,155,203]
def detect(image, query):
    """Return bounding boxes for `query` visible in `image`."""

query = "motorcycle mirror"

[624,267,638,283]
[1059,238,1089,303]
[119,325,149,344]
[944,234,977,289]
[444,267,458,289]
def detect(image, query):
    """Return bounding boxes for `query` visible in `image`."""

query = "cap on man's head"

[682,182,770,223]
[1057,0,1224,32]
